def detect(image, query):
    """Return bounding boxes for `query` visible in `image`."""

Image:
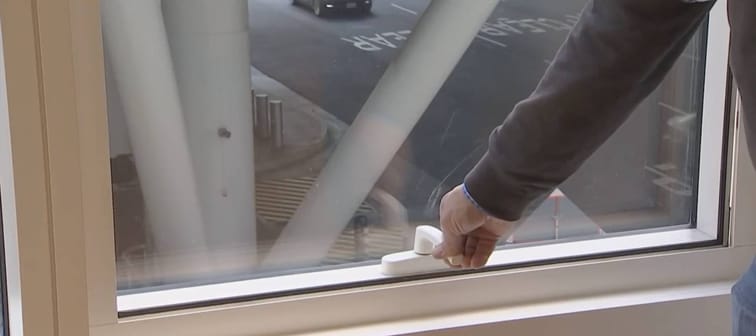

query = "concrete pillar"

[163,0,258,270]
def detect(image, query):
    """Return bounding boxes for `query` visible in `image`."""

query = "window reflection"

[105,0,707,290]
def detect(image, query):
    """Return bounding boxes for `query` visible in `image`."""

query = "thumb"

[431,218,472,267]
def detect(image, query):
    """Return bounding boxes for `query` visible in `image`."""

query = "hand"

[432,184,518,269]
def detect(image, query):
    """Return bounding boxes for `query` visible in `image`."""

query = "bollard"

[254,94,271,138]
[251,89,257,129]
[269,100,284,149]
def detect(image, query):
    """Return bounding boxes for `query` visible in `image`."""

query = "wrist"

[461,183,495,218]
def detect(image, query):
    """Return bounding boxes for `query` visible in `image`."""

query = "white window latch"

[381,225,462,276]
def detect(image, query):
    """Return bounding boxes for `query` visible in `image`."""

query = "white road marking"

[680,53,698,61]
[342,12,579,52]
[439,110,457,145]
[544,59,552,65]
[475,34,507,48]
[658,102,693,116]
[391,3,417,15]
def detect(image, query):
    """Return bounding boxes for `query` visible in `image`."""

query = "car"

[292,0,372,17]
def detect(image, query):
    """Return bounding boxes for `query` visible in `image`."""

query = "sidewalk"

[251,66,347,180]
[249,67,423,263]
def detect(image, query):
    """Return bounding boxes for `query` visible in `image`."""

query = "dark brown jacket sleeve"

[464,0,714,221]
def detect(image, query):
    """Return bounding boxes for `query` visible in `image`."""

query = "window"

[1,0,751,335]
[97,0,730,316]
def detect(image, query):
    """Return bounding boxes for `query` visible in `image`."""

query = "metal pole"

[270,100,284,149]
[554,197,560,240]
[251,89,257,129]
[263,0,500,268]
[254,94,271,139]
[549,189,563,240]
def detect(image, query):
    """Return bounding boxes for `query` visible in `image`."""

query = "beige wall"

[409,294,730,336]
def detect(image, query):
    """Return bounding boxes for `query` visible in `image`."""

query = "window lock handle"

[381,225,461,276]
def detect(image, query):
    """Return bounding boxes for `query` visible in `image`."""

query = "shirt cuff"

[462,182,497,218]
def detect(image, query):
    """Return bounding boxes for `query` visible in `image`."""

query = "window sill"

[119,227,716,314]
[93,244,754,336]
[295,281,733,336]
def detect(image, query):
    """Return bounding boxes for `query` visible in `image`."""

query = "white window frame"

[1,0,754,335]
[116,0,733,313]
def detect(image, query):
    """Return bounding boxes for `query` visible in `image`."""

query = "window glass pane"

[104,0,709,292]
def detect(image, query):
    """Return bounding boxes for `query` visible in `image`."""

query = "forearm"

[465,0,714,221]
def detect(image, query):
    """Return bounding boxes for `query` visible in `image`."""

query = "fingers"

[470,236,497,268]
[463,235,477,268]
[443,224,466,256]
[437,254,463,268]
[433,184,499,269]
[432,229,465,267]
[435,234,496,269]
[460,234,497,269]
[432,187,473,264]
